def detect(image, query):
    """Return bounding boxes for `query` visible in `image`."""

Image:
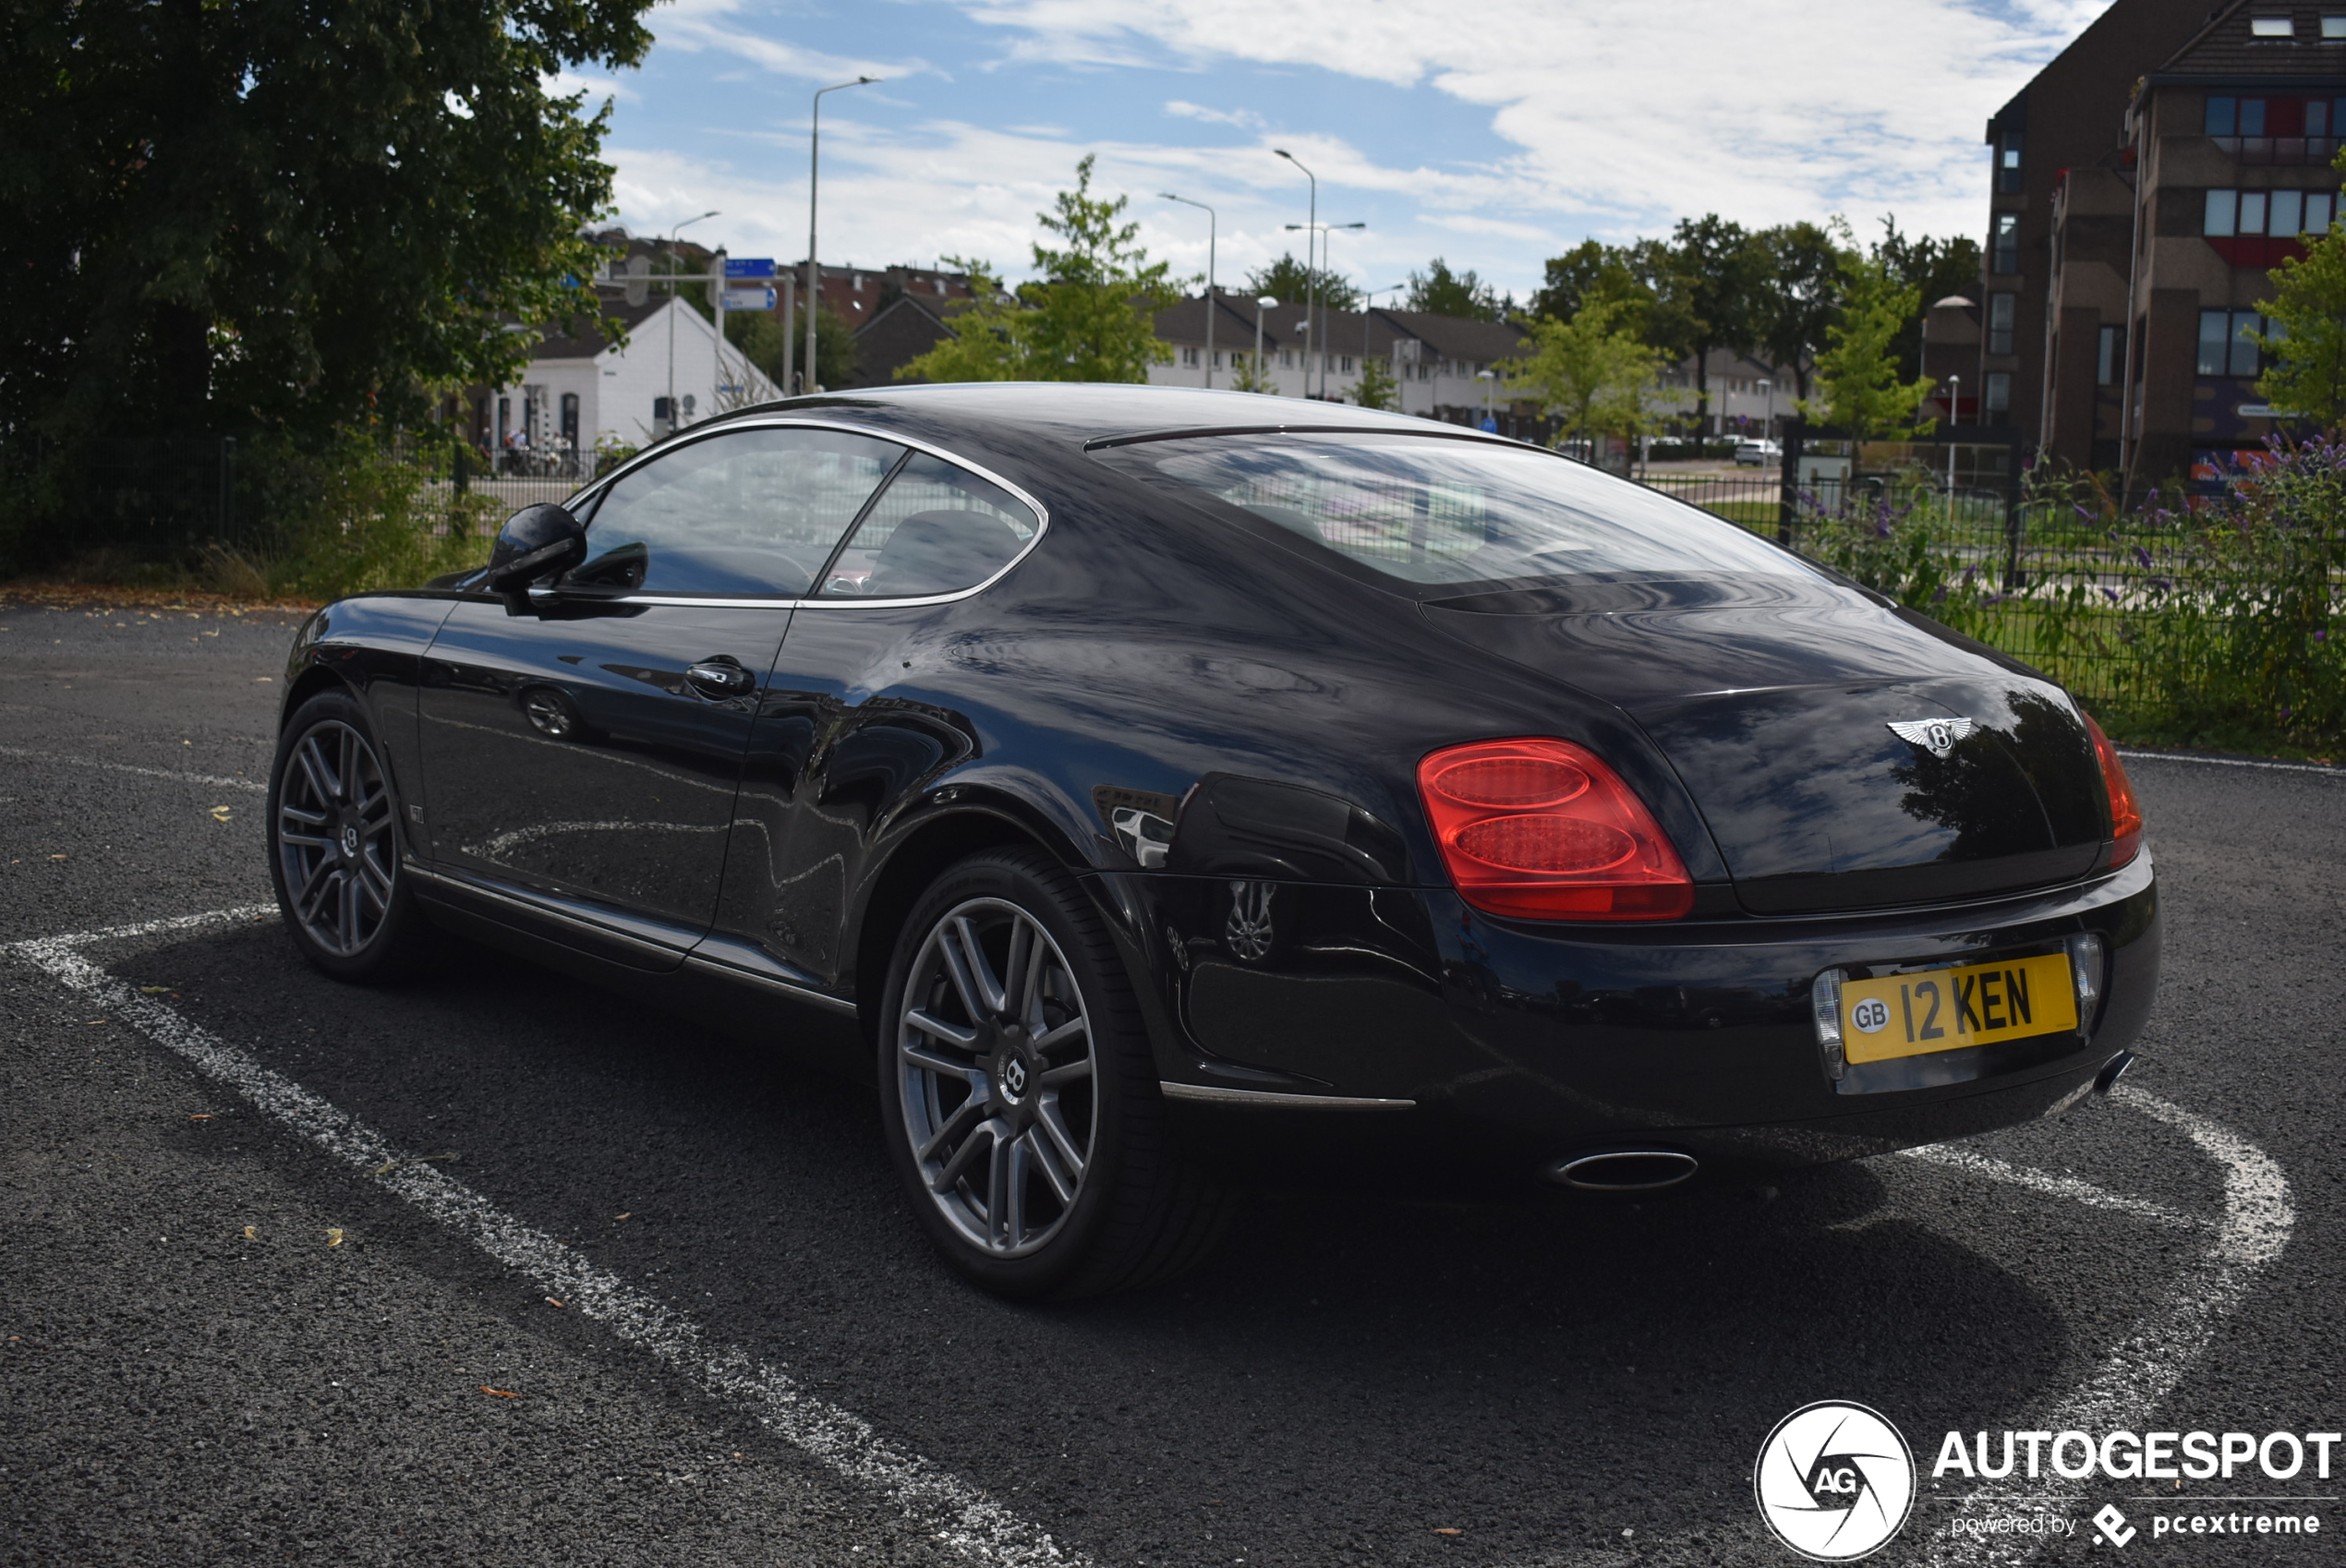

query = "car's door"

[703,448,1045,992]
[417,424,903,959]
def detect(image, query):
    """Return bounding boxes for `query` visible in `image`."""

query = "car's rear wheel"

[877,848,1229,1299]
[268,691,438,982]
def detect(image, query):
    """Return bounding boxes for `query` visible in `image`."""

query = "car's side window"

[818,452,1040,599]
[568,428,904,595]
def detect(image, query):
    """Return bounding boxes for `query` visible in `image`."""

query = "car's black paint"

[278,383,2159,1188]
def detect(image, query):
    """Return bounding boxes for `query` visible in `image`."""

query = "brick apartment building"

[1972,0,2346,481]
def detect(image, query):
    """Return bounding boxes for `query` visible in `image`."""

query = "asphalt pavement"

[4,597,2341,1567]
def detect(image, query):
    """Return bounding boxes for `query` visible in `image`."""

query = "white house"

[481,296,778,466]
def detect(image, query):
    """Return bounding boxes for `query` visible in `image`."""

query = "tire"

[877,848,1230,1300]
[267,689,440,983]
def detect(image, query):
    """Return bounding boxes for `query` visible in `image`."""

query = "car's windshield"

[1106,433,1813,590]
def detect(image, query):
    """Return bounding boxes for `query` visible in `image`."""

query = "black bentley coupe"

[268,384,2156,1298]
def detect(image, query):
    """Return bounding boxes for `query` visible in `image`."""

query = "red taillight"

[2083,714,2144,868]
[1418,738,1694,921]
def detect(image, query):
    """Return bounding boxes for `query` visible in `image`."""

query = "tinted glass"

[572,427,901,595]
[820,452,1041,598]
[1110,433,1809,589]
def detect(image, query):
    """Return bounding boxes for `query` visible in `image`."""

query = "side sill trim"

[407,865,682,970]
[679,953,860,1018]
[1159,1082,1415,1111]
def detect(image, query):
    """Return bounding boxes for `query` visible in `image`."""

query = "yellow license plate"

[1842,952,2078,1063]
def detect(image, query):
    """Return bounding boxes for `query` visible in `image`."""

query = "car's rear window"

[1103,432,1810,589]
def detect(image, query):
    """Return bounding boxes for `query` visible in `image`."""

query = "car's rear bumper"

[1110,851,2159,1188]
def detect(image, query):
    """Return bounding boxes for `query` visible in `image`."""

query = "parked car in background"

[1735,438,1783,466]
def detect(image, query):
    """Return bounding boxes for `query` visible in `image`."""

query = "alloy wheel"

[895,897,1098,1257]
[275,719,398,957]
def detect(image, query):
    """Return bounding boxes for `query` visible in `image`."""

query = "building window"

[2252,16,2296,37]
[2198,309,2269,377]
[1280,351,1295,368]
[2314,100,2333,136]
[2328,15,2346,38]
[2098,324,2122,385]
[1988,294,2017,355]
[2207,187,2337,235]
[1984,372,2012,414]
[2208,96,2236,135]
[1991,212,2020,273]
[1180,346,1200,367]
[1998,131,2025,193]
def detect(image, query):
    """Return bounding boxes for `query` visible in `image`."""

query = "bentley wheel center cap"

[340,824,360,858]
[995,1029,1033,1107]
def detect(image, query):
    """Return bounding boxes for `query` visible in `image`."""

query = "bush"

[225,431,501,600]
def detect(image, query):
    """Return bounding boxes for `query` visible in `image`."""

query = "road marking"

[2116,748,2343,778]
[6,905,1081,1568]
[0,743,267,794]
[1918,1085,2295,1564]
[1897,1143,2208,1230]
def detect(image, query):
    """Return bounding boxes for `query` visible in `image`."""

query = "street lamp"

[665,210,719,436]
[806,75,880,396]
[1287,220,1363,398]
[1476,367,1497,432]
[1252,295,1276,393]
[1160,192,1216,388]
[1275,150,1316,404]
[1758,378,1773,439]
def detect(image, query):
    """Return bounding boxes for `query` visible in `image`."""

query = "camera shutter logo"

[1753,1401,1916,1561]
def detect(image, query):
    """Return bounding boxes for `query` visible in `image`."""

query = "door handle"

[684,657,756,698]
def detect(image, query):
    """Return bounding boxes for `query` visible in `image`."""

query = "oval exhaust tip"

[1549,1149,1700,1192]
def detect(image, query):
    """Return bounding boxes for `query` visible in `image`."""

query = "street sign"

[722,288,776,312]
[726,258,778,280]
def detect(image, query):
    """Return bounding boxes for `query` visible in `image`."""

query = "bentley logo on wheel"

[1886,717,1977,758]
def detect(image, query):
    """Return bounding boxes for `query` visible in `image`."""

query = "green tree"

[2255,151,2346,422]
[1227,349,1277,394]
[719,304,856,393]
[1406,258,1501,320]
[1871,218,1984,380]
[1355,352,1399,411]
[0,0,653,440]
[901,156,1179,383]
[1530,241,1653,332]
[1750,222,1845,402]
[1502,300,1672,453]
[1245,254,1361,311]
[1806,235,1937,439]
[1667,214,1763,431]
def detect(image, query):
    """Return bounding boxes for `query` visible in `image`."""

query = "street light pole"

[806,75,879,397]
[1275,150,1315,402]
[664,210,719,437]
[1367,283,1406,409]
[1253,295,1276,392]
[1286,220,1362,399]
[1160,192,1216,389]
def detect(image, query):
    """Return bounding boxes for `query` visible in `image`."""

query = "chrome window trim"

[557,414,1051,609]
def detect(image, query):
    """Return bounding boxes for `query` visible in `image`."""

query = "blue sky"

[570,0,2112,300]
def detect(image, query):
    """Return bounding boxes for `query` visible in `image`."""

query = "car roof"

[707,381,1498,452]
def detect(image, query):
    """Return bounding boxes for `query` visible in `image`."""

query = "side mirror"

[484,504,587,598]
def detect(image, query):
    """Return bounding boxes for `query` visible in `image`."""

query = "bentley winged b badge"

[1887,717,1977,758]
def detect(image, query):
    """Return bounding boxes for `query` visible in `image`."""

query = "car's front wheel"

[267,690,438,982]
[877,848,1228,1299]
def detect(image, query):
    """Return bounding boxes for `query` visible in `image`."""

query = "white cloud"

[1163,100,1266,130]
[950,0,2112,237]
[657,0,925,83]
[544,69,637,103]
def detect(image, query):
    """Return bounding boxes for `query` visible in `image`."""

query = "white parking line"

[1918,1085,2295,1564]
[1897,1143,2208,1231]
[0,743,269,794]
[2116,748,2343,778]
[6,906,1082,1568]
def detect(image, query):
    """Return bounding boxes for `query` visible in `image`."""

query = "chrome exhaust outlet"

[2093,1050,2137,1095]
[1548,1149,1700,1192]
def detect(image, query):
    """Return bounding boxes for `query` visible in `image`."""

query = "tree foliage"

[1806,235,1937,439]
[1244,254,1360,312]
[2254,149,2346,424]
[1502,300,1672,451]
[1354,352,1399,411]
[1406,258,1503,320]
[0,0,654,440]
[1748,222,1844,401]
[718,304,857,394]
[1870,218,1983,381]
[901,156,1179,384]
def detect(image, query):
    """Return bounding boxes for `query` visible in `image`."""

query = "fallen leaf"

[49,853,66,861]
[254,676,272,682]
[209,806,231,821]
[325,1227,344,1248]
[1433,1528,1462,1538]
[83,1019,107,1026]
[480,1385,520,1398]
[140,985,173,994]
[242,1225,258,1240]
[545,1297,565,1309]
[613,1212,631,1221]
[188,1113,214,1121]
